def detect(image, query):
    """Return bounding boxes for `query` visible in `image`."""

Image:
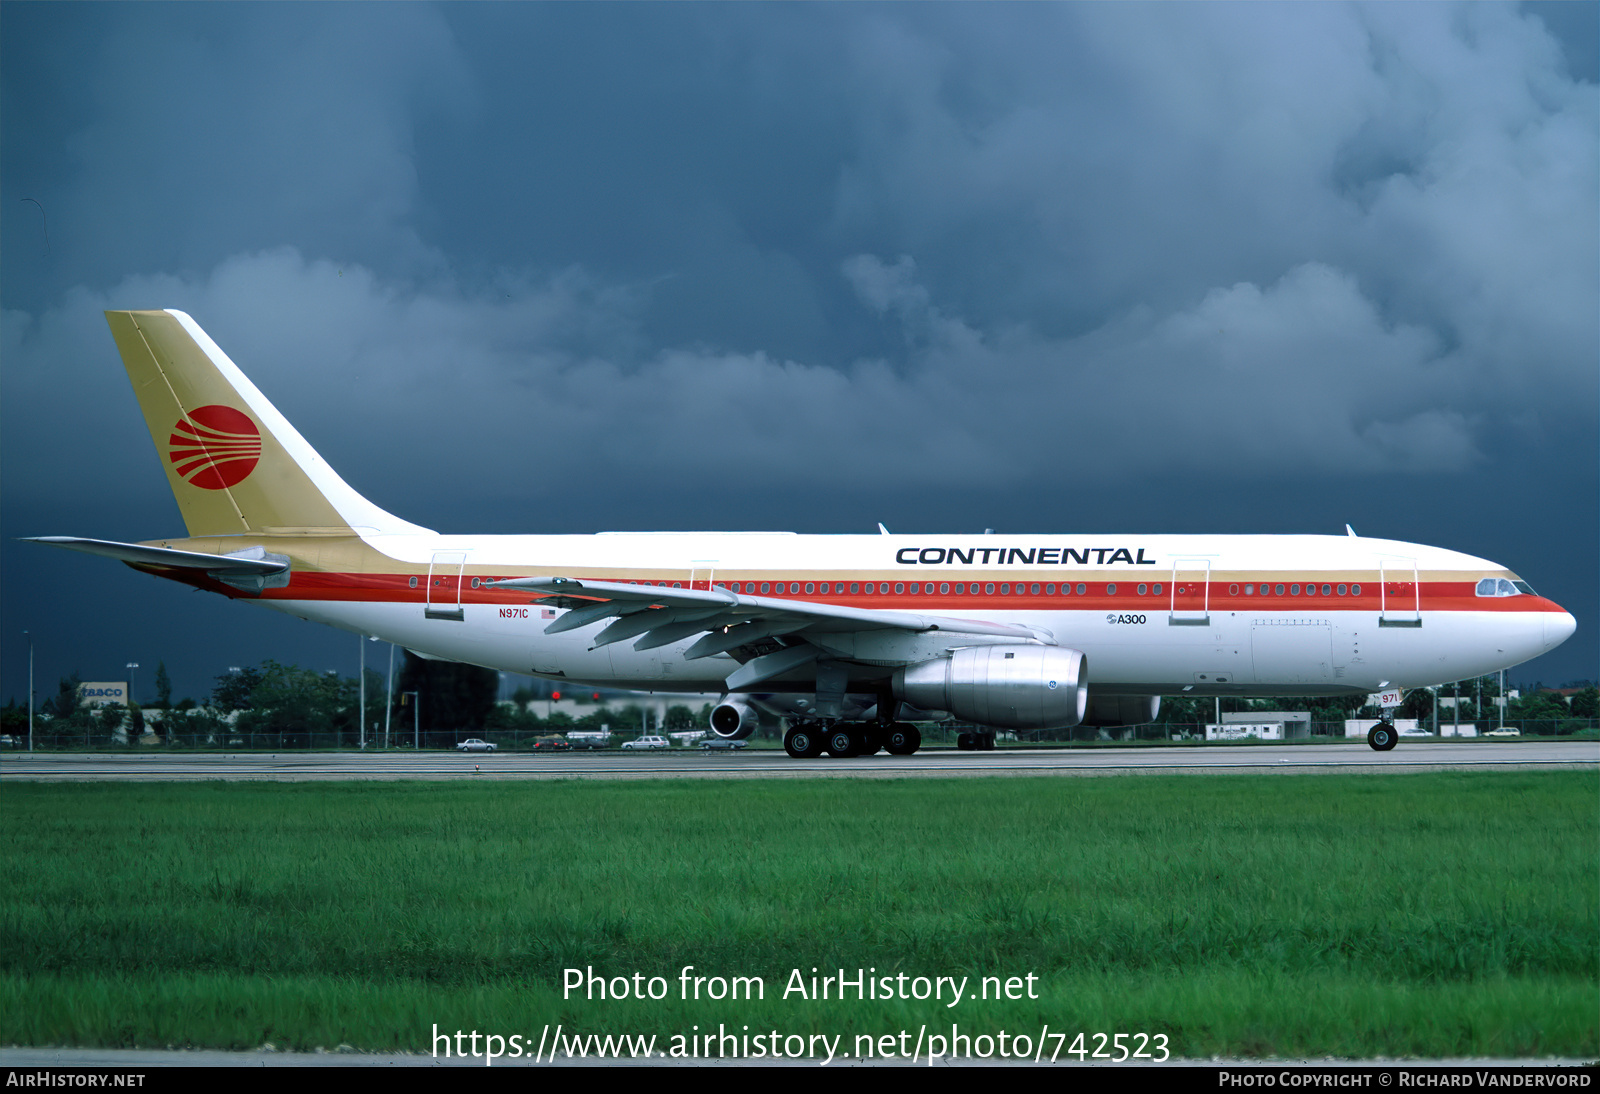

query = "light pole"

[384,644,395,749]
[358,635,367,751]
[126,662,139,707]
[25,631,33,753]
[1498,669,1506,732]
[402,691,419,749]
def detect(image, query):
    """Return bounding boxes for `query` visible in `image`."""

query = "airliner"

[28,310,1576,758]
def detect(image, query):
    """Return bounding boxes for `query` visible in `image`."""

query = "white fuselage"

[253,530,1574,699]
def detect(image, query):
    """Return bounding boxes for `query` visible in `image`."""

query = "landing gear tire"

[885,723,921,756]
[860,726,885,755]
[785,727,824,759]
[824,727,859,758]
[957,732,974,751]
[958,730,996,752]
[1367,724,1398,752]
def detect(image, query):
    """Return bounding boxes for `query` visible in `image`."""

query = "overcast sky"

[3,2,1595,706]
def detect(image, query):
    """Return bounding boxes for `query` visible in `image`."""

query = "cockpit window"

[1476,577,1535,597]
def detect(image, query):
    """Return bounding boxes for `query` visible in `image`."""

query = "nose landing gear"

[1367,721,1398,751]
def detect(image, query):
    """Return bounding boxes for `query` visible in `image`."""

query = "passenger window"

[760,583,770,594]
[1228,584,1239,595]
[954,583,964,594]
[1288,584,1298,595]
[409,576,418,589]
[850,583,859,594]
[1153,583,1163,595]
[805,582,815,594]
[1351,584,1361,596]
[1306,585,1316,596]
[1245,584,1254,595]
[1138,584,1148,596]
[985,583,996,595]
[1107,583,1117,595]
[894,583,905,594]
[865,583,875,594]
[1031,583,1041,595]
[1322,584,1332,596]
[1045,584,1055,595]
[1337,585,1347,596]
[940,583,950,594]
[1076,583,1087,595]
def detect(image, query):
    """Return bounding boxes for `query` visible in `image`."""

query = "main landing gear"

[784,722,921,758]
[956,730,997,751]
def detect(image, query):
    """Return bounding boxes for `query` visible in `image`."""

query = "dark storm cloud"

[1,3,471,306]
[2,2,1594,698]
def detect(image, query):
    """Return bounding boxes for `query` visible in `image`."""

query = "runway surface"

[2,740,1593,781]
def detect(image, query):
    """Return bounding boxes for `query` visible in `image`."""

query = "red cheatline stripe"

[228,572,1568,615]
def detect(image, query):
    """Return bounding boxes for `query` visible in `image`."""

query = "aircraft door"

[1378,559,1422,628]
[1170,559,1212,626]
[426,551,467,621]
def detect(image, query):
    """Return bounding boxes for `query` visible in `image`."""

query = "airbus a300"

[29,311,1577,757]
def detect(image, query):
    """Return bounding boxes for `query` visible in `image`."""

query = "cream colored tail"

[105,310,429,539]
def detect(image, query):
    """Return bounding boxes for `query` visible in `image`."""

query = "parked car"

[1485,728,1521,738]
[456,738,497,752]
[531,735,571,751]
[566,731,613,750]
[621,735,671,750]
[699,737,747,751]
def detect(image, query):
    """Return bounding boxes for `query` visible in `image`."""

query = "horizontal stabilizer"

[23,536,289,575]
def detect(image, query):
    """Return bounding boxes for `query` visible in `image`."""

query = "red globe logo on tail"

[168,405,261,490]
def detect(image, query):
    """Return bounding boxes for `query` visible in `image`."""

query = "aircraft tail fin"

[104,310,430,539]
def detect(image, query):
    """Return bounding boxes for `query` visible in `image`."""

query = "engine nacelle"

[893,645,1087,730]
[709,699,761,740]
[1082,693,1161,727]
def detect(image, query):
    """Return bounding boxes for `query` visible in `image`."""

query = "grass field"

[2,772,1595,1059]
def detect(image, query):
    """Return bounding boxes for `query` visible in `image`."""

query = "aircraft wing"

[486,576,1045,663]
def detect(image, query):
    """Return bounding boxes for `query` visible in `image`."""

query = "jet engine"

[709,699,762,740]
[1082,693,1161,727]
[893,645,1087,730]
